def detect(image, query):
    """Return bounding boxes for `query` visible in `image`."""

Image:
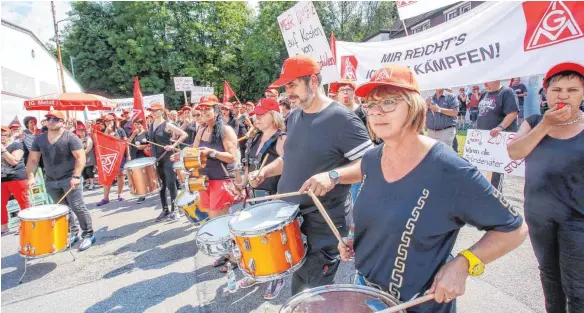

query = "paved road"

[1,176,544,312]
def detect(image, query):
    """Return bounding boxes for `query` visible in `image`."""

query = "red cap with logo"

[45,110,65,120]
[147,102,165,111]
[355,64,420,97]
[543,62,584,88]
[270,55,321,87]
[199,95,219,106]
[252,98,280,115]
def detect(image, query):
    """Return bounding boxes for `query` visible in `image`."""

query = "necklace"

[557,111,584,126]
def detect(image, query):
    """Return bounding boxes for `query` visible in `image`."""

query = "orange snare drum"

[18,205,70,257]
[187,174,209,193]
[180,147,207,171]
[124,157,160,195]
[229,200,306,282]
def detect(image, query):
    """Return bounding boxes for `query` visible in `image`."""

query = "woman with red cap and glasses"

[1,125,30,234]
[97,113,129,206]
[508,62,584,312]
[179,95,240,271]
[324,64,527,311]
[240,98,287,299]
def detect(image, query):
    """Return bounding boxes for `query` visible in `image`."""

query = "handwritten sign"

[463,129,525,177]
[190,86,215,103]
[173,77,194,92]
[277,1,340,85]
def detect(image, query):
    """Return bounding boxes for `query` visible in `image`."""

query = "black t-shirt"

[354,105,368,128]
[354,143,523,310]
[524,115,584,215]
[512,83,528,107]
[31,131,84,181]
[477,87,519,131]
[130,131,149,159]
[279,102,373,226]
[1,141,27,182]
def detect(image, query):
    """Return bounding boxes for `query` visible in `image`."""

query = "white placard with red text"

[277,1,340,85]
[463,129,525,177]
[335,1,584,91]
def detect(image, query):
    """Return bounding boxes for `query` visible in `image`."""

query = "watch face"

[330,171,339,179]
[471,263,485,276]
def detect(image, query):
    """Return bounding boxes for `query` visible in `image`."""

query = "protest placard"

[86,94,164,119]
[335,1,584,90]
[173,77,194,92]
[190,86,215,103]
[463,129,525,177]
[278,1,340,84]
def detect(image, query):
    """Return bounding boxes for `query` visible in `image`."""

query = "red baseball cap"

[252,98,280,115]
[219,102,233,110]
[180,106,192,112]
[355,64,420,97]
[329,82,340,94]
[199,95,219,106]
[472,85,480,90]
[45,110,65,120]
[265,88,279,96]
[147,102,165,111]
[270,55,321,87]
[76,121,86,130]
[1,125,10,132]
[543,62,584,88]
[337,79,357,90]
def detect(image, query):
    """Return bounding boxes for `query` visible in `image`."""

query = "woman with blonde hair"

[240,98,287,299]
[307,64,528,312]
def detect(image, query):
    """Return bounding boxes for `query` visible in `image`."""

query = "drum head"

[230,200,299,234]
[175,190,198,206]
[280,285,404,313]
[18,205,69,220]
[124,157,156,169]
[196,215,233,243]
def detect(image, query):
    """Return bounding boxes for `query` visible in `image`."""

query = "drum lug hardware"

[232,245,241,259]
[248,258,256,272]
[285,250,293,265]
[52,244,57,252]
[281,232,288,245]
[31,247,36,255]
[261,237,268,244]
[244,239,251,251]
[52,220,56,227]
[31,222,35,229]
[24,244,30,252]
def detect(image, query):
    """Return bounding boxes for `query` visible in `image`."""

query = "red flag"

[330,32,337,65]
[132,77,147,131]
[93,131,128,186]
[223,80,236,103]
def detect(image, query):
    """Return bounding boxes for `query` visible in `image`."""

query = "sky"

[2,1,259,46]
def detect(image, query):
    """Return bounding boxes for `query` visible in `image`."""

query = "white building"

[1,19,84,125]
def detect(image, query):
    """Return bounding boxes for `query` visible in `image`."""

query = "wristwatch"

[328,170,340,185]
[209,150,217,159]
[497,124,505,130]
[438,107,443,113]
[459,250,485,277]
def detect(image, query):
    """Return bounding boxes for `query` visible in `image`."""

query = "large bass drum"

[124,157,160,196]
[280,285,406,313]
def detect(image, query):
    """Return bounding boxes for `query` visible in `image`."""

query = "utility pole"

[51,1,67,93]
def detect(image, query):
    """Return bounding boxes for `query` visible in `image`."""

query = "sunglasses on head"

[46,117,63,122]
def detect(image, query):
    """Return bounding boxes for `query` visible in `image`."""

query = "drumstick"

[307,190,345,245]
[147,140,180,151]
[56,187,74,205]
[246,191,304,202]
[258,154,269,173]
[377,294,435,313]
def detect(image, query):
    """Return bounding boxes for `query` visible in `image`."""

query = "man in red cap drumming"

[26,110,95,251]
[250,55,373,295]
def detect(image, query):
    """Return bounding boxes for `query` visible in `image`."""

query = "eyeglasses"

[220,107,231,111]
[338,87,354,94]
[362,98,402,115]
[45,117,63,123]
[193,114,201,117]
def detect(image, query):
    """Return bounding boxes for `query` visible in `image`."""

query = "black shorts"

[458,110,466,117]
[82,166,95,179]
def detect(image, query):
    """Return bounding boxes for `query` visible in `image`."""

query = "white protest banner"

[86,94,165,120]
[335,1,584,91]
[190,86,215,103]
[396,1,459,20]
[463,129,525,177]
[173,77,194,92]
[278,1,340,85]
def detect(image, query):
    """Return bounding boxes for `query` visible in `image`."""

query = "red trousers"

[1,180,30,225]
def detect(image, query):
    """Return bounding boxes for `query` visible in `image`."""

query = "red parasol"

[24,93,118,111]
